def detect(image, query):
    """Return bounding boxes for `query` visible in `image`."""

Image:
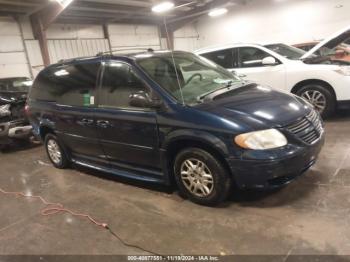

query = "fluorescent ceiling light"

[50,0,74,7]
[208,8,228,17]
[152,2,175,13]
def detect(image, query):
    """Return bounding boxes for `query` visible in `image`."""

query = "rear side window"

[201,49,234,69]
[99,61,149,109]
[54,63,100,107]
[30,70,58,102]
[31,62,100,107]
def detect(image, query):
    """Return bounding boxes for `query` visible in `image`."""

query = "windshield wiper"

[197,81,236,102]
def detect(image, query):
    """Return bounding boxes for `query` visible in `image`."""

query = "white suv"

[195,26,350,117]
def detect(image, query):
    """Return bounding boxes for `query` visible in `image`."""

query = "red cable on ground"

[0,186,166,256]
[0,187,108,229]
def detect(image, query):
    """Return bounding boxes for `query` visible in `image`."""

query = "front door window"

[239,47,276,68]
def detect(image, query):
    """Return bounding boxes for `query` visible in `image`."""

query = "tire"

[44,133,69,169]
[0,144,9,152]
[296,83,336,118]
[174,148,232,206]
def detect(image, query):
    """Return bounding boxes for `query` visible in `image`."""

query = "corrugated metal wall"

[108,24,161,53]
[174,24,200,52]
[0,17,31,78]
[24,40,44,77]
[0,19,162,79]
[47,39,109,63]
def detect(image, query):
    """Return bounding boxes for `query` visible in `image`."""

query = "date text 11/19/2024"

[127,255,220,261]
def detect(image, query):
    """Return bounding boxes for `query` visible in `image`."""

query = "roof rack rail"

[57,56,92,64]
[96,47,155,56]
[56,47,159,64]
[57,58,76,64]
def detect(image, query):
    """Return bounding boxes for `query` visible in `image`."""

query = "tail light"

[24,104,30,116]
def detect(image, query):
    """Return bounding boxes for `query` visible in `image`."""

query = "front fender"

[162,129,230,157]
[36,119,56,138]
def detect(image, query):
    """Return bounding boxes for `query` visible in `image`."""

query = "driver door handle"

[77,118,94,126]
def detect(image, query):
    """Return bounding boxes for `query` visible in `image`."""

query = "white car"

[195,26,350,117]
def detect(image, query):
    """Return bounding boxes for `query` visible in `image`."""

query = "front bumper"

[338,100,350,110]
[227,135,325,189]
[0,120,32,145]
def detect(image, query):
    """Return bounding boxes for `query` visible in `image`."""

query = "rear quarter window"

[30,62,100,106]
[30,69,58,102]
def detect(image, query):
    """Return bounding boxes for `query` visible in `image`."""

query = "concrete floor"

[1,112,350,256]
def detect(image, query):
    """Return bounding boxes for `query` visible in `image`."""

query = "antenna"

[163,17,185,106]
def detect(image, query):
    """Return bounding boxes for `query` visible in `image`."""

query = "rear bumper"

[226,136,325,189]
[0,121,32,144]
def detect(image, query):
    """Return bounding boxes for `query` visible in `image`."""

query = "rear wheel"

[296,83,335,118]
[0,144,9,152]
[44,134,69,169]
[174,148,232,206]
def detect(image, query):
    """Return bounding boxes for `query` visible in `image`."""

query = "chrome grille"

[285,110,323,145]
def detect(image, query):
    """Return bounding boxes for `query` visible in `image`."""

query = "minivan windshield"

[136,52,240,105]
[264,44,306,60]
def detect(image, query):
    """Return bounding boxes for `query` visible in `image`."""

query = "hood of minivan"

[301,25,350,59]
[197,84,311,129]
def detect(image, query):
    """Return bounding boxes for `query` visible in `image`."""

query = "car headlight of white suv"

[235,129,288,150]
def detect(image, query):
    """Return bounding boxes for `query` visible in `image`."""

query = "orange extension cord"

[0,186,164,256]
[0,187,108,229]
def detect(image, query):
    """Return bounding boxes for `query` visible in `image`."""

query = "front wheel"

[174,148,232,206]
[296,84,336,118]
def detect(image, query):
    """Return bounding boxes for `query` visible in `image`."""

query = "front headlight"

[235,129,287,150]
[334,66,350,76]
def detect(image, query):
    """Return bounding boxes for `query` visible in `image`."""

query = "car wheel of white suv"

[297,83,336,118]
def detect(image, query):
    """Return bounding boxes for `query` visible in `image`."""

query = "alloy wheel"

[180,158,214,197]
[47,139,62,165]
[301,90,327,113]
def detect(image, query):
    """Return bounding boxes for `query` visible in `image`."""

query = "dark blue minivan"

[27,51,324,206]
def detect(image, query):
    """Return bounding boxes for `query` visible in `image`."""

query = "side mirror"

[262,56,278,66]
[129,91,162,109]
